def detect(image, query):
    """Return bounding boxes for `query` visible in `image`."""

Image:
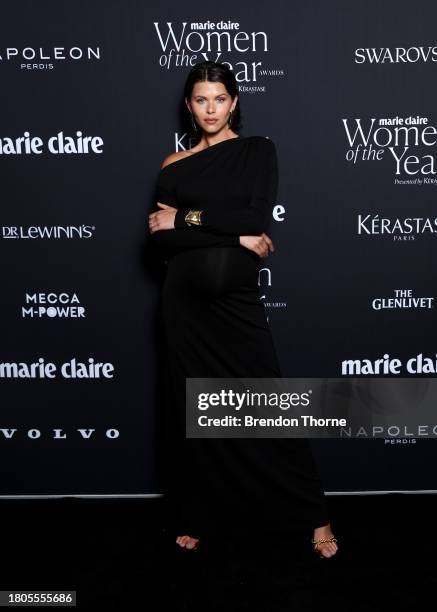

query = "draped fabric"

[151,136,329,538]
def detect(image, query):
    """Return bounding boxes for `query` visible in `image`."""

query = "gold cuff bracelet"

[185,210,203,226]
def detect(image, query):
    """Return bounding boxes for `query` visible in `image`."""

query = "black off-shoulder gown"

[151,136,329,539]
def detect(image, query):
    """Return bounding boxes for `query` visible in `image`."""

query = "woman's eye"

[195,99,226,103]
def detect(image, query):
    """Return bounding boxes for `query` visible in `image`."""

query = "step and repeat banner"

[1,0,436,496]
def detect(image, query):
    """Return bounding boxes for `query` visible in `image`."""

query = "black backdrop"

[1,0,436,497]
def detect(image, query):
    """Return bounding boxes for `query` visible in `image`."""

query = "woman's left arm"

[174,138,278,236]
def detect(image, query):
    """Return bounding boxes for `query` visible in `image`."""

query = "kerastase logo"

[356,214,437,241]
[343,116,437,181]
[153,21,284,88]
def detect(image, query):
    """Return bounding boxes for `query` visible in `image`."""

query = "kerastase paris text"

[342,116,437,177]
[357,214,437,240]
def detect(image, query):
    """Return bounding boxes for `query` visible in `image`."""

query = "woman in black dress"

[148,61,338,559]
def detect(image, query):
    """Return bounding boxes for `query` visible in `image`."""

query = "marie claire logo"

[22,292,85,319]
[343,116,437,180]
[2,225,95,239]
[0,46,101,71]
[341,353,437,375]
[0,357,114,379]
[0,131,104,155]
[355,45,437,64]
[154,22,283,87]
[372,289,434,310]
[357,214,437,241]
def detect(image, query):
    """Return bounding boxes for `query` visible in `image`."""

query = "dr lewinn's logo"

[2,225,96,239]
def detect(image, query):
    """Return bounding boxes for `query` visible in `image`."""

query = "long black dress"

[151,135,329,539]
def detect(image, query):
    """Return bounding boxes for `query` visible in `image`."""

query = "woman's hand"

[239,233,274,257]
[148,202,177,234]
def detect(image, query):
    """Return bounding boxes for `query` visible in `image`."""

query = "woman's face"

[187,81,237,135]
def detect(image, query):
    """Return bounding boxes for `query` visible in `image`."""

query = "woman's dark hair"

[182,60,242,141]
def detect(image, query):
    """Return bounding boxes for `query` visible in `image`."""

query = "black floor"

[0,493,435,610]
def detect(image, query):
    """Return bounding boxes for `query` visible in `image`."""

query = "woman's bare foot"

[176,535,200,550]
[312,523,338,558]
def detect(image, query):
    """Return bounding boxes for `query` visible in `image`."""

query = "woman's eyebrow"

[195,94,228,98]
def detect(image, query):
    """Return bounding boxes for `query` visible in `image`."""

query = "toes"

[176,535,199,550]
[176,535,188,547]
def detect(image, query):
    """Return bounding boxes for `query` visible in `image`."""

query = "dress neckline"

[160,135,245,173]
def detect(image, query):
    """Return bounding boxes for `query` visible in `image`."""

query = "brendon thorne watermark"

[185,378,437,438]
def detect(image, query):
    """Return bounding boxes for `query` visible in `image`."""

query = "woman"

[148,61,338,559]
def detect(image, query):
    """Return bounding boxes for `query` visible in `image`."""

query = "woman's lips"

[205,119,217,123]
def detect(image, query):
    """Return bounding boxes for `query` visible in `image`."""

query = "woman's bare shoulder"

[161,150,192,169]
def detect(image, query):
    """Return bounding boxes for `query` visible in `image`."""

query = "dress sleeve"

[174,138,278,235]
[150,169,239,251]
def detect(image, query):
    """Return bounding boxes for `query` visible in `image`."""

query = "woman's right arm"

[149,168,240,251]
